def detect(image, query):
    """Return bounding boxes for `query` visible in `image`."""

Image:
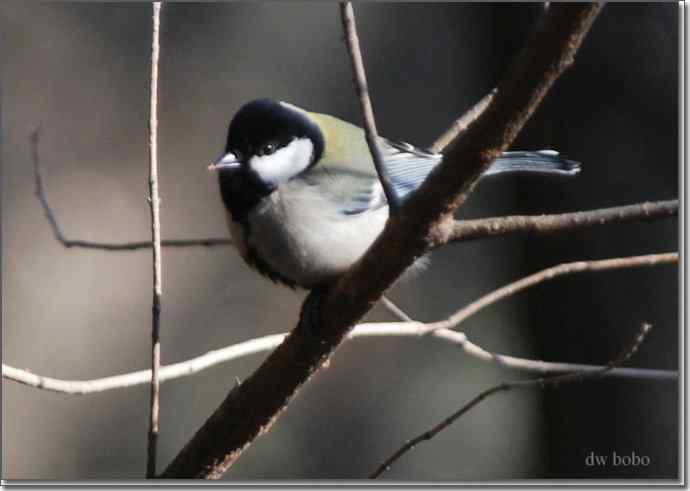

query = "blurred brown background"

[2,2,679,481]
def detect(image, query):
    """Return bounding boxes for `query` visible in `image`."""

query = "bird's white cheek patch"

[249,138,313,184]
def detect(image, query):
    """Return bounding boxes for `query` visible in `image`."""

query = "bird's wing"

[378,138,442,201]
[305,112,580,215]
[299,112,388,215]
[299,165,385,216]
[304,137,441,215]
[310,143,581,215]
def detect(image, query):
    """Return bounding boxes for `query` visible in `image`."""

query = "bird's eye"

[261,142,277,156]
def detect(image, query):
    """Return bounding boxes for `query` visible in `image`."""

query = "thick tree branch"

[370,322,653,478]
[159,4,603,479]
[146,1,163,478]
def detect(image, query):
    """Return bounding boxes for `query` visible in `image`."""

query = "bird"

[209,98,580,290]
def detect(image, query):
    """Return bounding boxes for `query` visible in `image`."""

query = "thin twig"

[370,322,653,478]
[2,320,675,396]
[28,127,232,251]
[430,89,497,153]
[340,2,400,209]
[439,200,679,245]
[423,252,678,333]
[380,296,414,322]
[146,2,162,478]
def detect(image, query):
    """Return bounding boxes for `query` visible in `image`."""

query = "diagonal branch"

[340,2,399,208]
[370,322,653,478]
[423,252,678,333]
[430,89,497,153]
[160,3,603,479]
[380,296,414,322]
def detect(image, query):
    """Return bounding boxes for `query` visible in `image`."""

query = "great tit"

[209,98,580,289]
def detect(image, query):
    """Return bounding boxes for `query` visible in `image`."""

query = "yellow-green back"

[307,111,375,175]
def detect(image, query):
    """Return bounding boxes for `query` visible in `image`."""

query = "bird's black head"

[210,98,324,222]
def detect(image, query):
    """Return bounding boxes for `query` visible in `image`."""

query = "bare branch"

[3,333,288,395]
[146,1,163,478]
[430,89,497,153]
[4,253,676,396]
[28,128,232,251]
[2,320,675,396]
[380,296,414,322]
[370,322,654,478]
[423,252,678,334]
[340,2,399,208]
[160,4,603,478]
[439,200,678,245]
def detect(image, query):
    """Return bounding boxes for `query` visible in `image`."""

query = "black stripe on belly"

[219,172,300,289]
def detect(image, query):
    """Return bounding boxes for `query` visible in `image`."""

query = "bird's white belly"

[245,188,389,287]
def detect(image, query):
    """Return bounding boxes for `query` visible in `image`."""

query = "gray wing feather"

[308,142,579,216]
[380,138,442,200]
[308,138,440,215]
[486,150,581,177]
[384,145,580,201]
[301,167,384,216]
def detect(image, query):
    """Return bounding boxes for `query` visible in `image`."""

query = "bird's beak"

[208,152,241,171]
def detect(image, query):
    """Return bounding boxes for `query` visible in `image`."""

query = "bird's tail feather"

[484,150,581,177]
